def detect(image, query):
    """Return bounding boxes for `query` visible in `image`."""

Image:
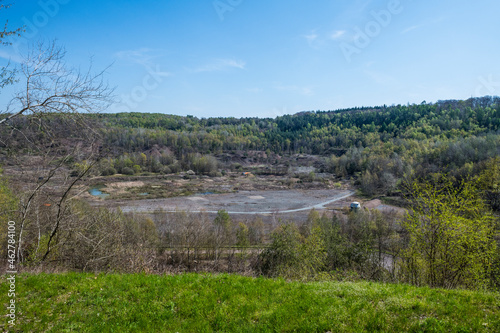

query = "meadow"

[1,272,499,332]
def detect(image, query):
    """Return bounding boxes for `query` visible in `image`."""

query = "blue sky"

[1,0,500,118]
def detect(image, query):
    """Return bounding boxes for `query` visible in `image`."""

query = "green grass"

[1,273,499,332]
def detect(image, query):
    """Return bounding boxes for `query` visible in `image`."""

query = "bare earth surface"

[99,189,355,215]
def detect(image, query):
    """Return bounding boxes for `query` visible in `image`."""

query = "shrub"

[132,165,142,174]
[101,167,117,176]
[258,223,326,280]
[122,167,134,175]
[399,178,497,289]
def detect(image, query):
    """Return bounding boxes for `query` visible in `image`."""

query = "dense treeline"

[97,96,500,155]
[96,97,500,164]
[2,96,499,201]
[89,97,500,200]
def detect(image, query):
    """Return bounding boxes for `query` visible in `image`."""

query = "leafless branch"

[1,41,114,127]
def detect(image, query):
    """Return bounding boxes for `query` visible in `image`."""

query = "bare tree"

[1,41,111,126]
[0,41,113,265]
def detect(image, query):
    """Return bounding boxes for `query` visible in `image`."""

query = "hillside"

[1,272,499,332]
[23,96,500,203]
[4,97,498,194]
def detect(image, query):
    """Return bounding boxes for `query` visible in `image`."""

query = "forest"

[2,95,500,205]
[60,96,500,206]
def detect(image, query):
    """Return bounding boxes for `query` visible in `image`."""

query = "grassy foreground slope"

[1,273,499,332]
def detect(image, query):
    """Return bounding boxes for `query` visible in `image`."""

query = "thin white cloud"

[191,58,246,73]
[114,48,172,78]
[115,48,154,66]
[114,48,170,70]
[155,69,172,78]
[0,49,23,64]
[330,30,346,40]
[303,33,318,43]
[247,87,263,93]
[303,29,346,48]
[401,17,447,35]
[401,25,421,35]
[275,85,314,96]
[302,30,322,48]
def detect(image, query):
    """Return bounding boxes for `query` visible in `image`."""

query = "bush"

[161,166,172,174]
[132,165,142,174]
[258,224,303,278]
[101,167,117,176]
[52,201,158,272]
[122,167,135,175]
[399,178,497,289]
[258,223,326,280]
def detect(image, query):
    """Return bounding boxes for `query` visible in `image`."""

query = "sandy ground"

[364,199,406,215]
[105,181,146,194]
[364,199,382,209]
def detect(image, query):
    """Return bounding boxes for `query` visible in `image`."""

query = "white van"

[350,202,361,211]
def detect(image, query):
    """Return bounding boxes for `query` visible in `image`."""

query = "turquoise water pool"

[88,187,110,199]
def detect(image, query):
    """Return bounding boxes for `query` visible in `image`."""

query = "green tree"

[400,178,497,289]
[235,222,250,247]
[258,223,303,279]
[132,164,142,174]
[213,210,231,261]
[248,217,265,245]
[258,222,326,280]
[139,153,148,166]
[301,224,327,278]
[299,209,320,237]
[317,214,349,271]
[477,156,500,211]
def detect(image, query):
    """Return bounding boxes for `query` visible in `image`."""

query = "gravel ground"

[101,189,355,215]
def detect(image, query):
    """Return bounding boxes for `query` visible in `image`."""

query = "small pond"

[88,186,110,199]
